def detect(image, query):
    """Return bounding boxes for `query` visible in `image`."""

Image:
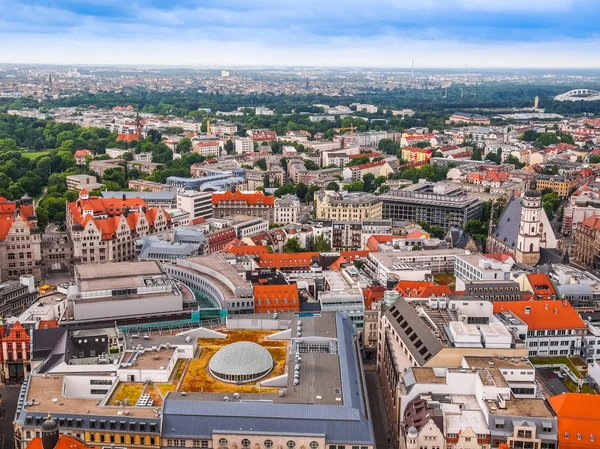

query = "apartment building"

[245,168,285,190]
[536,174,577,198]
[234,137,254,154]
[128,179,175,192]
[342,160,394,181]
[315,190,383,221]
[126,161,165,175]
[193,141,221,157]
[0,195,41,281]
[66,190,172,263]
[0,280,37,319]
[572,215,600,268]
[401,146,432,163]
[454,253,514,290]
[274,194,301,224]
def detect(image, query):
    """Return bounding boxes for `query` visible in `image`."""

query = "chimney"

[554,309,558,314]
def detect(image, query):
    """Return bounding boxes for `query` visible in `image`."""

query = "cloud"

[0,0,599,67]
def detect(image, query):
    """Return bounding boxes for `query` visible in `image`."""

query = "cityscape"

[2,2,600,449]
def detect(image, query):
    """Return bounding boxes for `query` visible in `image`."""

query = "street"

[365,370,393,449]
[0,385,20,449]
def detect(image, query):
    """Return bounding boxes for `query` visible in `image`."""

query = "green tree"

[314,234,332,252]
[284,237,302,253]
[306,185,321,203]
[326,182,340,192]
[122,151,134,161]
[295,183,308,202]
[177,138,192,153]
[254,158,267,170]
[363,173,376,192]
[274,184,296,198]
[225,140,234,155]
[304,160,319,171]
[263,175,271,189]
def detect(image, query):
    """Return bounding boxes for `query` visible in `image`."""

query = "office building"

[176,191,213,220]
[315,190,382,221]
[380,183,481,231]
[212,191,275,222]
[66,174,104,192]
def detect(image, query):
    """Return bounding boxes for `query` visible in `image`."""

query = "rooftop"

[487,397,554,418]
[492,301,587,331]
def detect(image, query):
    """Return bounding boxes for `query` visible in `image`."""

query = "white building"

[274,195,301,224]
[454,254,515,291]
[105,147,130,158]
[234,137,254,154]
[176,190,213,220]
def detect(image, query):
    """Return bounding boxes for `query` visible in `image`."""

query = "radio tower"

[135,110,143,140]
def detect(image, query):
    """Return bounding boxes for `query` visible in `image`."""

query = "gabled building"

[0,195,41,281]
[66,190,172,263]
[212,191,275,222]
[548,393,600,449]
[253,284,300,314]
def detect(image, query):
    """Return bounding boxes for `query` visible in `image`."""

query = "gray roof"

[491,195,521,250]
[208,342,273,377]
[162,313,374,445]
[555,283,593,296]
[384,298,443,366]
[137,236,199,259]
[101,191,175,201]
[445,226,474,249]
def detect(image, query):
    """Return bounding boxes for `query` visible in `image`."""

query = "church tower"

[515,181,542,266]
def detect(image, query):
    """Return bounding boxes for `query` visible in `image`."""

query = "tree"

[590,155,600,164]
[122,151,134,161]
[225,140,234,155]
[102,168,127,189]
[274,184,296,198]
[304,160,319,171]
[344,181,364,192]
[306,185,321,203]
[326,182,340,192]
[254,158,267,171]
[313,234,332,252]
[263,175,271,189]
[177,138,192,153]
[471,147,482,161]
[412,245,423,251]
[284,237,302,253]
[363,173,375,192]
[295,183,308,202]
[505,155,524,169]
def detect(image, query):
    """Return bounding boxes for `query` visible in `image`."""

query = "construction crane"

[336,123,355,135]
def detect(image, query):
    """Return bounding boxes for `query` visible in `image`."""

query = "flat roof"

[23,375,156,418]
[121,348,176,370]
[183,255,250,290]
[487,398,555,418]
[465,356,532,371]
[76,261,162,280]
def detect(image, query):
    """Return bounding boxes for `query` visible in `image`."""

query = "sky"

[1,0,600,68]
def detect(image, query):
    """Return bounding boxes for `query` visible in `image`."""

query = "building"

[161,313,374,449]
[401,146,432,163]
[0,278,38,318]
[40,230,72,276]
[315,190,383,221]
[73,149,93,165]
[66,190,172,263]
[245,168,285,190]
[193,141,221,157]
[105,147,130,158]
[536,174,577,199]
[492,301,587,357]
[136,235,202,262]
[234,137,254,154]
[163,255,253,314]
[572,215,600,269]
[65,174,104,192]
[24,415,94,449]
[126,161,165,175]
[212,191,275,222]
[454,253,514,291]
[100,191,176,208]
[380,183,482,231]
[548,393,600,449]
[167,173,245,192]
[0,195,41,281]
[128,179,175,192]
[343,160,394,181]
[89,159,124,177]
[63,261,196,326]
[274,195,301,224]
[210,122,237,135]
[487,187,558,266]
[450,112,491,125]
[177,191,213,220]
[253,284,300,314]
[0,320,31,383]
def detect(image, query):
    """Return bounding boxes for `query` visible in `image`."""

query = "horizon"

[2,0,600,68]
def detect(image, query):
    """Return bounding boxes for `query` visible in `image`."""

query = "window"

[264,441,274,448]
[287,442,296,449]
[219,438,228,448]
[310,443,319,449]
[242,440,251,447]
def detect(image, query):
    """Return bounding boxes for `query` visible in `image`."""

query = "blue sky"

[1,0,600,67]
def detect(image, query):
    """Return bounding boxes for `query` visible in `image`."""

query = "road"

[0,385,21,449]
[365,370,393,449]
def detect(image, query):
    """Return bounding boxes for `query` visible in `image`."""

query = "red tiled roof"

[403,146,432,154]
[548,393,600,449]
[38,320,59,329]
[580,215,600,231]
[212,190,275,206]
[74,149,92,158]
[226,245,270,257]
[116,133,139,142]
[340,250,371,260]
[492,301,586,331]
[350,160,387,171]
[395,281,451,298]
[27,435,93,449]
[364,285,386,309]
[258,252,319,270]
[526,273,556,297]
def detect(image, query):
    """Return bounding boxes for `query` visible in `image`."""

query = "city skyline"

[1,0,600,68]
